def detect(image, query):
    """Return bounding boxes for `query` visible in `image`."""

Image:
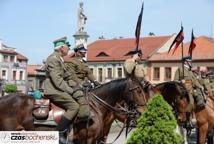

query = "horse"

[0,77,147,144]
[186,91,214,144]
[100,81,191,143]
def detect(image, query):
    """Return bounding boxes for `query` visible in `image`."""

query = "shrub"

[127,94,182,144]
[4,84,17,93]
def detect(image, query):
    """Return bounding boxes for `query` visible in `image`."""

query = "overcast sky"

[0,0,213,64]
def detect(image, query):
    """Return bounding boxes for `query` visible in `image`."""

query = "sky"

[0,0,213,64]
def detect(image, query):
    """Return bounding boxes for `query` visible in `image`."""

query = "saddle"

[33,93,93,126]
[33,98,65,125]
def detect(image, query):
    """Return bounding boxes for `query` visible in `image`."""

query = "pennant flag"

[168,26,184,54]
[135,2,144,51]
[188,29,196,58]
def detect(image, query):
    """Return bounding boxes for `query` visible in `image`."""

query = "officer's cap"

[53,37,70,48]
[182,56,192,62]
[125,49,142,56]
[74,44,87,53]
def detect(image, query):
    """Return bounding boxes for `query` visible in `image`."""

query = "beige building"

[84,35,174,83]
[27,64,45,92]
[148,36,214,84]
[0,40,28,94]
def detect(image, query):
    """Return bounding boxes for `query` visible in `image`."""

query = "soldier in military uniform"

[44,37,81,144]
[65,44,99,123]
[199,67,214,97]
[123,50,148,84]
[174,56,205,110]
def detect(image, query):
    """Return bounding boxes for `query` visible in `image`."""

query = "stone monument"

[73,1,89,47]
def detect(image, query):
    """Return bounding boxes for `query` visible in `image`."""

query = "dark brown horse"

[0,77,147,144]
[100,81,191,143]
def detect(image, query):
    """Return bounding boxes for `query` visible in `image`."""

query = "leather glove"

[72,85,82,94]
[93,81,101,87]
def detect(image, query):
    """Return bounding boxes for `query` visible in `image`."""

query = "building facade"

[0,40,28,94]
[85,35,174,83]
[27,64,45,92]
[148,36,214,84]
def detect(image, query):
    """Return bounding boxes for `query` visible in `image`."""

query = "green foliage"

[127,94,182,144]
[4,84,17,93]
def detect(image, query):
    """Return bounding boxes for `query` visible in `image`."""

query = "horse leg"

[198,123,208,144]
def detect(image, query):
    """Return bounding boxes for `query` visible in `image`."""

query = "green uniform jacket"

[65,57,95,84]
[174,66,201,89]
[44,51,74,95]
[199,78,212,91]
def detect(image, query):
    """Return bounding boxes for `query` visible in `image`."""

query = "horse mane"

[155,81,190,103]
[92,78,129,95]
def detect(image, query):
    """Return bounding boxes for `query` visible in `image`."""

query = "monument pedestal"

[73,31,89,46]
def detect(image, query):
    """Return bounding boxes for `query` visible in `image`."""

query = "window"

[13,70,16,80]
[90,68,94,75]
[117,67,122,78]
[165,67,171,80]
[207,67,214,72]
[19,71,23,80]
[107,68,112,79]
[153,67,160,80]
[3,55,8,62]
[98,68,103,82]
[10,55,15,62]
[1,70,6,79]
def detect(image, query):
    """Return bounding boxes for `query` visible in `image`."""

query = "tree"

[127,94,182,144]
[4,84,17,93]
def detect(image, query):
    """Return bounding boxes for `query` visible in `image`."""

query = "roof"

[149,36,214,62]
[0,44,28,61]
[17,53,28,61]
[86,36,172,62]
[27,65,42,75]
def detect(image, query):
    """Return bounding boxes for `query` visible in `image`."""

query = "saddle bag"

[33,99,50,120]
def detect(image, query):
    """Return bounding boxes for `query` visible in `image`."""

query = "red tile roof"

[149,36,214,61]
[0,49,28,61]
[86,36,172,62]
[27,64,42,75]
[17,52,28,61]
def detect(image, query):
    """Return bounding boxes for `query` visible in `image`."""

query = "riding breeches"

[46,92,79,120]
[72,90,90,119]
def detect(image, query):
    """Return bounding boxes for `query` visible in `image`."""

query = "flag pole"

[181,41,184,79]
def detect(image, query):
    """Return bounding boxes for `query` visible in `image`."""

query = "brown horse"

[186,92,214,144]
[0,77,146,144]
[99,81,190,143]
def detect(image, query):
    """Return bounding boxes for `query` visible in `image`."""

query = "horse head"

[125,77,149,113]
[154,81,190,124]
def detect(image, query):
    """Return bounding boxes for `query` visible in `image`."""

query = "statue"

[78,2,87,32]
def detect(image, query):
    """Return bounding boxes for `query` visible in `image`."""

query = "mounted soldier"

[65,43,100,87]
[44,37,84,144]
[199,67,214,97]
[123,49,149,86]
[174,56,206,110]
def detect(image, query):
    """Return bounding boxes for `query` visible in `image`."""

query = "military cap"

[53,36,70,48]
[74,43,87,52]
[182,56,192,62]
[125,49,142,56]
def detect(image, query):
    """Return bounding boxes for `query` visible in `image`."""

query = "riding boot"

[57,116,72,144]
